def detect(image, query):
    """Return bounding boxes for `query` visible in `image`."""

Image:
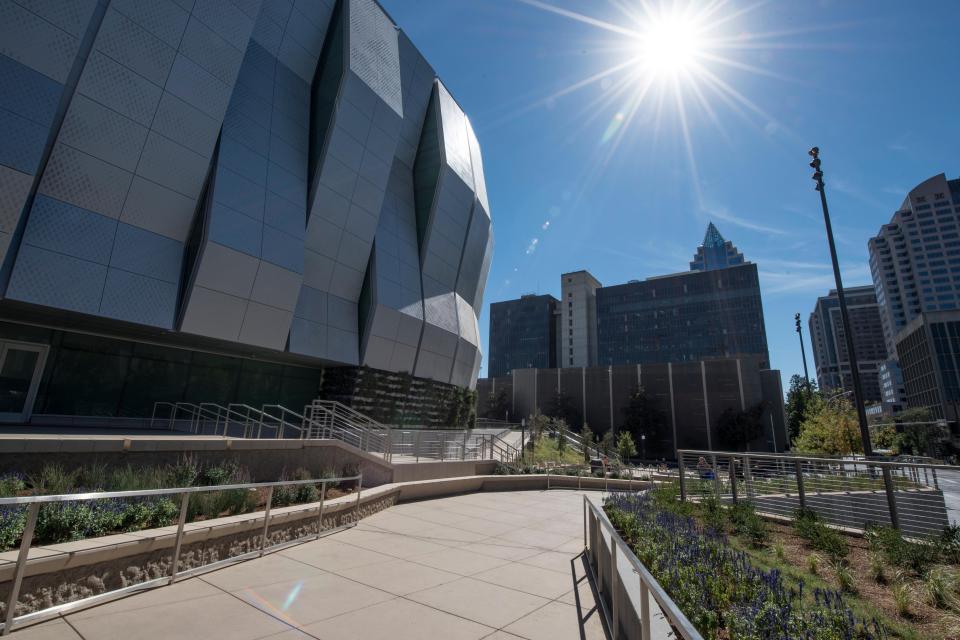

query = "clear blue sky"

[381,0,960,390]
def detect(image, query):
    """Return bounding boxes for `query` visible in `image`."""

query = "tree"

[785,375,820,443]
[580,423,595,462]
[599,430,615,458]
[483,388,511,421]
[621,387,666,446]
[545,392,580,427]
[793,396,862,455]
[616,431,637,461]
[554,418,568,454]
[527,410,550,448]
[717,404,765,450]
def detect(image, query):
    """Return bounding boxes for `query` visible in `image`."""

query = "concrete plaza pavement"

[13,491,614,640]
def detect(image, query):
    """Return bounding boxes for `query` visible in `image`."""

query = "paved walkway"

[16,491,608,640]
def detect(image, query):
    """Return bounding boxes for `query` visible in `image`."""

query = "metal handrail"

[583,495,703,640]
[259,404,306,439]
[307,401,392,462]
[0,472,363,635]
[677,448,959,472]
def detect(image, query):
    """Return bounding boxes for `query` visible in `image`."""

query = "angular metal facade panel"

[0,0,491,391]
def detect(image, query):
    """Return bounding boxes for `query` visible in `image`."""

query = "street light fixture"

[808,147,873,456]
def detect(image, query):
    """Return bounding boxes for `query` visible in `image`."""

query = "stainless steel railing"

[0,473,363,635]
[149,401,524,464]
[583,495,703,640]
[676,449,954,538]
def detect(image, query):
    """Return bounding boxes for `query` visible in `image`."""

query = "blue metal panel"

[99,268,177,328]
[264,191,304,239]
[0,107,47,174]
[6,245,107,315]
[21,195,116,264]
[208,202,263,257]
[262,225,304,273]
[0,54,62,127]
[212,165,265,220]
[111,223,184,283]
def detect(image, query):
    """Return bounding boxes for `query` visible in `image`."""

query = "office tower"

[0,0,491,422]
[869,174,960,357]
[488,294,558,377]
[808,286,887,403]
[596,261,769,366]
[561,270,601,368]
[689,222,746,272]
[896,310,960,421]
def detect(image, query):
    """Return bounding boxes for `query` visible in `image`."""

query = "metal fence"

[583,495,702,640]
[676,449,952,538]
[0,473,362,635]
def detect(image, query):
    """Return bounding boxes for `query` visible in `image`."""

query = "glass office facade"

[596,263,769,367]
[488,294,558,377]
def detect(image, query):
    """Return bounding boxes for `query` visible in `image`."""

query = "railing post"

[547,467,551,490]
[316,481,327,538]
[169,492,190,585]
[881,465,900,530]
[462,430,468,460]
[415,431,422,462]
[677,454,687,502]
[2,502,39,636]
[639,578,652,640]
[583,496,587,548]
[743,455,753,499]
[794,460,806,511]
[729,455,738,504]
[259,486,274,557]
[610,541,619,640]
[711,454,720,500]
[440,432,446,461]
[354,473,363,522]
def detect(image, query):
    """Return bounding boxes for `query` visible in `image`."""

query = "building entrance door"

[0,341,48,423]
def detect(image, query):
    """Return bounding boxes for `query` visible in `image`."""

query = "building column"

[701,361,712,450]
[736,359,745,410]
[608,365,614,435]
[581,366,586,425]
[668,363,678,454]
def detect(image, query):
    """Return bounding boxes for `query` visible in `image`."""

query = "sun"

[636,11,705,78]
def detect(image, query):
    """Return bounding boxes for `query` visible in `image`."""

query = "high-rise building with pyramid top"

[690,222,747,271]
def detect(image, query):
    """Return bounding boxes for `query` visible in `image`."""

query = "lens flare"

[636,11,704,77]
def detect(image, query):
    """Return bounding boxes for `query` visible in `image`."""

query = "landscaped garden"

[605,483,960,639]
[0,459,358,551]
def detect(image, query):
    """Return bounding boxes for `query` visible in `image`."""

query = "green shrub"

[700,495,726,532]
[892,581,912,618]
[729,502,768,548]
[0,507,26,549]
[792,509,847,560]
[869,553,887,584]
[833,559,857,594]
[925,567,954,609]
[806,553,820,575]
[940,524,960,564]
[168,458,200,487]
[30,465,78,494]
[866,524,938,575]
[0,473,26,497]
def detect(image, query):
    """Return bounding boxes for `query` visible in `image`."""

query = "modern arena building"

[0,0,492,423]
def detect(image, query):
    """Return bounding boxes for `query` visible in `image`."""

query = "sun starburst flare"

[505,0,850,210]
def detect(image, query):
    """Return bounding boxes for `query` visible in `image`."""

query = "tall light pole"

[808,147,872,456]
[795,313,811,389]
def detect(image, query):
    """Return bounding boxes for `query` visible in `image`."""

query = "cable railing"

[0,473,363,636]
[676,449,953,538]
[584,495,703,640]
